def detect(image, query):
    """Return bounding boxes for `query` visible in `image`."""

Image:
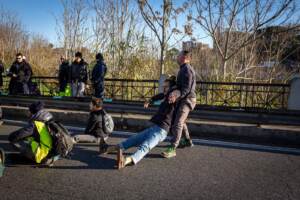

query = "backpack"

[102,110,114,135]
[46,121,74,158]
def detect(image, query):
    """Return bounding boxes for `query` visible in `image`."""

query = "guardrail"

[1,76,290,110]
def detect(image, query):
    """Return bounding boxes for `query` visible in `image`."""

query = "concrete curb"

[2,105,300,146]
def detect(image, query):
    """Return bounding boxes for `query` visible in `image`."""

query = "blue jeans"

[119,125,167,164]
[71,81,85,97]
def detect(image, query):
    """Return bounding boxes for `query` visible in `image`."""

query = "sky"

[0,0,212,48]
[0,0,61,44]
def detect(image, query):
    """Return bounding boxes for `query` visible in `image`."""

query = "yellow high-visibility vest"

[29,121,53,163]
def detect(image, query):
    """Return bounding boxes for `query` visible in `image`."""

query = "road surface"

[0,124,299,200]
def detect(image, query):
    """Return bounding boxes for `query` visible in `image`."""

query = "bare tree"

[56,0,89,59]
[138,0,191,76]
[192,0,300,80]
[0,7,29,64]
[91,0,154,78]
[90,0,111,53]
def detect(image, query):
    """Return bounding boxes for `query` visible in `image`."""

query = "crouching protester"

[8,102,61,166]
[107,76,177,169]
[73,97,114,154]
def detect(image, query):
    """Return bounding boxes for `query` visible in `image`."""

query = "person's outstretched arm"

[8,123,34,143]
[144,93,165,108]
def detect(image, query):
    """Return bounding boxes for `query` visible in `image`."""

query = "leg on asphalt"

[130,126,167,164]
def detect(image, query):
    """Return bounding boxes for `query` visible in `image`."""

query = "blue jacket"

[91,60,107,85]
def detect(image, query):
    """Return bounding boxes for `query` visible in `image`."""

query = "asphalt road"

[0,124,299,200]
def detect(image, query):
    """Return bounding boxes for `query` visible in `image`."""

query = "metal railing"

[1,76,290,110]
[197,81,289,110]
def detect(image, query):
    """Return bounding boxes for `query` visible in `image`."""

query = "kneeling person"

[8,102,59,166]
[73,97,111,153]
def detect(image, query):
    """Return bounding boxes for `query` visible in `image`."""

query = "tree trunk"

[160,44,165,75]
[220,58,227,80]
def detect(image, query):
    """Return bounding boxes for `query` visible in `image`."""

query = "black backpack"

[102,110,114,135]
[46,121,74,158]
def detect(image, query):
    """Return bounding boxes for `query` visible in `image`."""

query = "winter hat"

[29,101,44,114]
[96,53,104,61]
[75,52,82,58]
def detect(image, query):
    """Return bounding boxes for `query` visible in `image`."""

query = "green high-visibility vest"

[58,84,71,97]
[28,121,53,163]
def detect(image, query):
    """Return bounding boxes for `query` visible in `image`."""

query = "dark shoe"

[99,143,109,154]
[0,149,5,177]
[161,146,176,158]
[178,138,194,148]
[117,148,125,169]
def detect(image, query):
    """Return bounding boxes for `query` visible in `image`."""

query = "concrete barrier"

[288,76,300,111]
[1,96,300,125]
[2,105,300,146]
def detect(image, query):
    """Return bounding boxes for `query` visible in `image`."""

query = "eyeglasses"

[16,57,22,60]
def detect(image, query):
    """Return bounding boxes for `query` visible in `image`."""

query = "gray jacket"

[176,63,196,109]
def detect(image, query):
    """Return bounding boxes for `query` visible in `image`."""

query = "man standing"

[91,53,107,99]
[162,50,196,158]
[8,53,33,95]
[70,52,88,97]
[58,56,70,95]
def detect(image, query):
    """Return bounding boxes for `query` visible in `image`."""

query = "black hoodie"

[84,109,106,138]
[149,88,176,132]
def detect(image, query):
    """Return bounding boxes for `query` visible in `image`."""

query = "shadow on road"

[51,145,116,170]
[0,135,8,141]
[5,153,36,167]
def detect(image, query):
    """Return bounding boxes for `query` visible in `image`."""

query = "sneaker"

[161,146,176,158]
[0,149,5,177]
[44,155,60,167]
[178,138,194,148]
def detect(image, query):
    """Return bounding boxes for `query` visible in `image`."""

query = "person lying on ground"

[106,76,177,169]
[8,101,60,166]
[73,97,113,154]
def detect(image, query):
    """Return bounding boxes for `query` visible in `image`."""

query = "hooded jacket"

[91,60,107,85]
[84,109,106,138]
